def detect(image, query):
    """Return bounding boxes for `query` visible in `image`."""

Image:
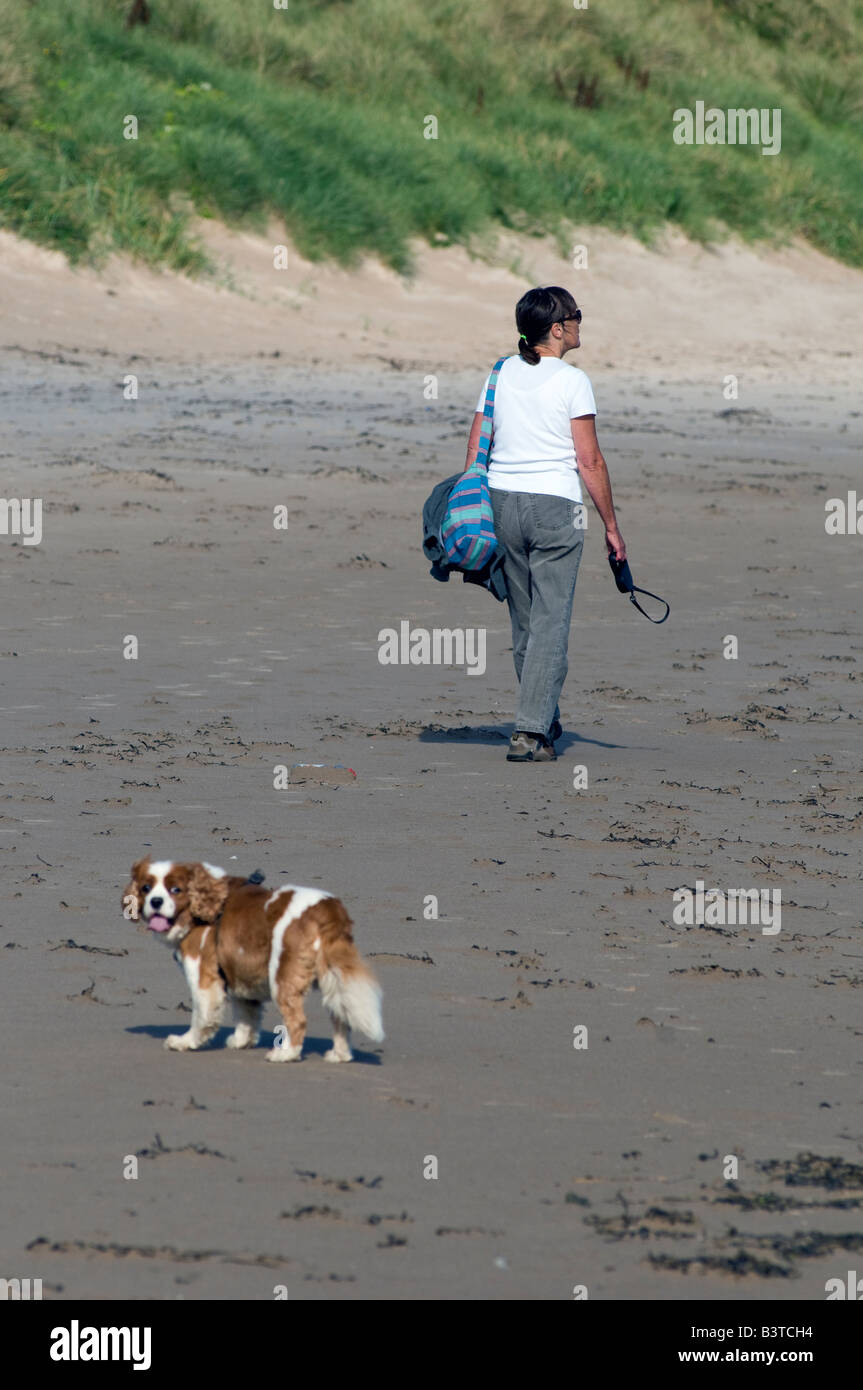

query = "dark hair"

[515,286,579,365]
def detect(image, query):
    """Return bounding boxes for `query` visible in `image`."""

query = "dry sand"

[1,220,862,1300]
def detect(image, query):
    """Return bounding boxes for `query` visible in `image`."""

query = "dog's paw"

[324,1046,353,1063]
[265,1044,303,1062]
[226,1031,259,1050]
[164,1033,196,1052]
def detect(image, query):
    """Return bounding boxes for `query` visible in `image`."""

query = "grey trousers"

[490,488,585,738]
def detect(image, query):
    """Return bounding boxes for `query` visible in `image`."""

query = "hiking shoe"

[547,719,563,746]
[507,731,557,762]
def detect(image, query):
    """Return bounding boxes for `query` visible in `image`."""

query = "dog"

[122,859,384,1062]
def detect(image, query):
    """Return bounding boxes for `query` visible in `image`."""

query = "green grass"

[1,0,862,275]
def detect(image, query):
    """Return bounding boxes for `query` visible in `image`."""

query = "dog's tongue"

[147,915,172,933]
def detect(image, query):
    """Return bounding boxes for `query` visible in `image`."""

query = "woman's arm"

[463,412,484,471]
[571,415,626,560]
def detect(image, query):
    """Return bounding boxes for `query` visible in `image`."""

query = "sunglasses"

[561,310,582,324]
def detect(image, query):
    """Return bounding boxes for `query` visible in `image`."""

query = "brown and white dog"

[122,859,384,1062]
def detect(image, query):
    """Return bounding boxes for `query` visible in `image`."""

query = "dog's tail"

[316,903,384,1043]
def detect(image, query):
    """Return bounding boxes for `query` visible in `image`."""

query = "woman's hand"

[605,526,627,562]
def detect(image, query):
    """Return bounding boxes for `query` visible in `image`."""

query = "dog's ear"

[187,863,230,923]
[121,858,148,920]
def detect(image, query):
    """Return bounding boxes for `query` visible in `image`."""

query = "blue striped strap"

[475,356,508,471]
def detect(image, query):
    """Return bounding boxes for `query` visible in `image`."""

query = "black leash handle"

[609,553,670,624]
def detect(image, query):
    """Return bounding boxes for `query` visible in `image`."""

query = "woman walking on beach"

[465,286,626,761]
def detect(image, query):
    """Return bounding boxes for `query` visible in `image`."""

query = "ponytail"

[518,333,541,365]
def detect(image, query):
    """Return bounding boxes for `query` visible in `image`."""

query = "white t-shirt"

[474,355,597,503]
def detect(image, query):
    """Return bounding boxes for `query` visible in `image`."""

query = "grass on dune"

[1,0,862,275]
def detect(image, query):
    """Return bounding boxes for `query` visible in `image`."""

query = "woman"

[465,286,626,762]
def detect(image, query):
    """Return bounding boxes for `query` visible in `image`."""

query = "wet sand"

[1,339,861,1300]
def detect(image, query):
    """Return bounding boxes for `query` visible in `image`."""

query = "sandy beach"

[1,220,862,1299]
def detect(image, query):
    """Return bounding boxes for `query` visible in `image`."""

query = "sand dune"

[2,218,861,382]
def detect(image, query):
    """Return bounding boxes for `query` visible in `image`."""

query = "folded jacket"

[422,472,507,602]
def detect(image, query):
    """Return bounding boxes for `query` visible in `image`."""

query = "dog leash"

[608,553,670,624]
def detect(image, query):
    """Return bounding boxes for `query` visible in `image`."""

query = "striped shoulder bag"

[441,356,507,570]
